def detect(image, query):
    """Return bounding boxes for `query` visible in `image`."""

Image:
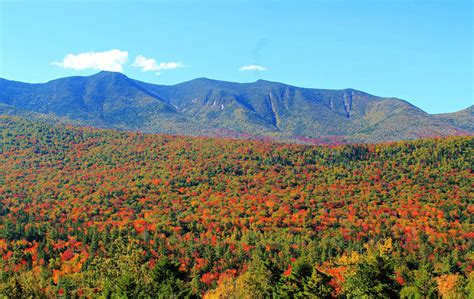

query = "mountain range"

[0,71,472,143]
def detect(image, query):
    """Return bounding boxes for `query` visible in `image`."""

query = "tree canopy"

[0,116,472,297]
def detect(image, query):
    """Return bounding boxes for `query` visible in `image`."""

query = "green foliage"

[277,257,314,297]
[467,272,474,299]
[410,265,438,298]
[343,240,401,298]
[302,268,333,298]
[150,258,190,297]
[76,239,148,297]
[276,256,333,298]
[236,256,281,298]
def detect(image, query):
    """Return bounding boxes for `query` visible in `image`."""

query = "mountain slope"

[0,72,215,135]
[1,72,175,126]
[0,71,471,142]
[432,105,473,132]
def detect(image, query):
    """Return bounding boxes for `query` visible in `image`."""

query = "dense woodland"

[0,116,472,298]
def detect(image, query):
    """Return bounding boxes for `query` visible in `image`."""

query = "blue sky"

[0,0,472,113]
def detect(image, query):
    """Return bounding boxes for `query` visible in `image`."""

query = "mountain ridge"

[0,71,471,143]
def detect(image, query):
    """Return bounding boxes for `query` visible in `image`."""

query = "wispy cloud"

[53,49,128,72]
[238,64,267,71]
[132,55,185,75]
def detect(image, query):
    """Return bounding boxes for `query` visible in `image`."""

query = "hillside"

[0,116,472,297]
[1,72,471,143]
[433,105,474,132]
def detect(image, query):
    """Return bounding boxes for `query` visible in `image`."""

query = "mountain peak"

[186,77,223,84]
[87,71,135,87]
[93,71,129,78]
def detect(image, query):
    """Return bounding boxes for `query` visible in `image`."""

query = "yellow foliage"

[203,277,237,299]
[338,251,362,266]
[435,274,463,299]
[362,238,393,260]
[378,238,393,254]
[204,270,272,299]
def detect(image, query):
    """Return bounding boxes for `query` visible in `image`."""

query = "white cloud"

[53,49,128,72]
[132,55,185,75]
[238,64,267,71]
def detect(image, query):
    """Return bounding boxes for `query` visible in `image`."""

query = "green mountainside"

[1,71,471,142]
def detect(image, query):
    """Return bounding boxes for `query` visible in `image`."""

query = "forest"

[0,115,473,298]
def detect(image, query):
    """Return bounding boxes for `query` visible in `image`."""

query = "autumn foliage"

[0,116,472,297]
